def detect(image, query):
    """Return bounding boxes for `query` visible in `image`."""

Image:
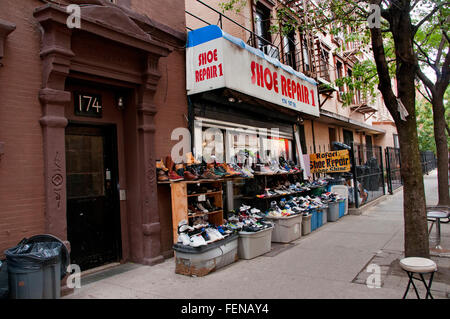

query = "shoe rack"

[170,179,224,244]
[240,172,306,212]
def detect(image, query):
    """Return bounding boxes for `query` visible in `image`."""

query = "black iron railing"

[350,142,385,208]
[385,147,402,194]
[186,0,320,75]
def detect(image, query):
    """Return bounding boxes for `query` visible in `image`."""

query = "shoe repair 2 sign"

[309,150,351,174]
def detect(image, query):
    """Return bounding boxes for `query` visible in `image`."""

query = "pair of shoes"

[156,159,169,182]
[200,167,221,180]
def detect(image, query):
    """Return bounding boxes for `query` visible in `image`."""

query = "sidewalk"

[66,170,449,299]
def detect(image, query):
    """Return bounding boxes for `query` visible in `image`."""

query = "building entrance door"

[65,124,122,270]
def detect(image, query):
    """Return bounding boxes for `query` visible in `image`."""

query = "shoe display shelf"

[170,180,225,244]
[240,171,307,212]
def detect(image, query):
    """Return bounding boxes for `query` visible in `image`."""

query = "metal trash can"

[4,234,69,299]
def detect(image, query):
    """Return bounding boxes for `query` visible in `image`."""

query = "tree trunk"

[432,96,450,206]
[370,1,429,258]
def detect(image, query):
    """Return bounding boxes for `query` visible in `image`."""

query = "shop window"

[193,119,295,166]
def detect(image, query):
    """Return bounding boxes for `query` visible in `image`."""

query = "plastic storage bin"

[265,214,302,243]
[174,233,238,277]
[310,209,317,231]
[338,200,346,218]
[174,233,238,276]
[330,185,349,215]
[321,206,328,225]
[238,227,273,260]
[302,214,312,236]
[317,209,323,228]
[327,202,340,222]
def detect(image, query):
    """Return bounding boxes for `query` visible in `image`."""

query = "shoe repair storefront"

[186,25,319,212]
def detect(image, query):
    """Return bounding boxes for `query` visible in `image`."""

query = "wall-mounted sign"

[310,150,351,174]
[186,25,319,117]
[74,92,103,118]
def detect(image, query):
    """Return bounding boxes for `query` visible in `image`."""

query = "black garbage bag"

[5,241,62,270]
[4,235,70,279]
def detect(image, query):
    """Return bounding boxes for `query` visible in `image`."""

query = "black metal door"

[65,124,122,270]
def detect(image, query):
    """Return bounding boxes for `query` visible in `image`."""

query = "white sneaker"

[206,228,224,242]
[190,234,207,247]
[178,233,191,246]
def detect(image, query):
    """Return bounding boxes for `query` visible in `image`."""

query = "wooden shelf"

[187,191,222,197]
[170,179,224,244]
[253,171,303,176]
[242,189,309,200]
[188,210,223,218]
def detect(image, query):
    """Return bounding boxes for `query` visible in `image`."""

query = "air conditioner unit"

[261,44,280,60]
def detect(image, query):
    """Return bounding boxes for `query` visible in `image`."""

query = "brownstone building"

[0,0,187,270]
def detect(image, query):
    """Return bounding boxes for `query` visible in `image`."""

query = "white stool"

[399,257,437,299]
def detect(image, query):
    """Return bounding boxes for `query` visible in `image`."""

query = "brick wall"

[0,0,46,257]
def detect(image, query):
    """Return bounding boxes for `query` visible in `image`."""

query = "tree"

[413,0,450,206]
[416,88,450,153]
[219,0,438,257]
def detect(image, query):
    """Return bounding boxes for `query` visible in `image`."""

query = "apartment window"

[318,44,330,81]
[336,60,344,100]
[301,36,310,72]
[283,30,296,69]
[254,5,271,50]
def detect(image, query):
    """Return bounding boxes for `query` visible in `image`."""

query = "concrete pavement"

[65,170,449,299]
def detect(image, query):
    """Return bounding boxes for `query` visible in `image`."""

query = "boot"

[185,152,200,165]
[156,158,169,172]
[184,165,198,181]
[165,155,175,172]
[175,163,185,178]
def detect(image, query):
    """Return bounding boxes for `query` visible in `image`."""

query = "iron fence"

[350,143,385,208]
[385,147,402,194]
[420,150,437,175]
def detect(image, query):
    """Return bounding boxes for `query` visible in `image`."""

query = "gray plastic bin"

[302,214,312,235]
[174,233,238,277]
[7,257,61,299]
[321,206,328,225]
[328,201,340,222]
[4,234,69,299]
[266,214,302,243]
[238,227,273,260]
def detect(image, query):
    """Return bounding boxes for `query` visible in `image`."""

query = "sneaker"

[200,168,221,180]
[206,228,224,242]
[189,234,207,247]
[196,202,209,213]
[177,233,191,246]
